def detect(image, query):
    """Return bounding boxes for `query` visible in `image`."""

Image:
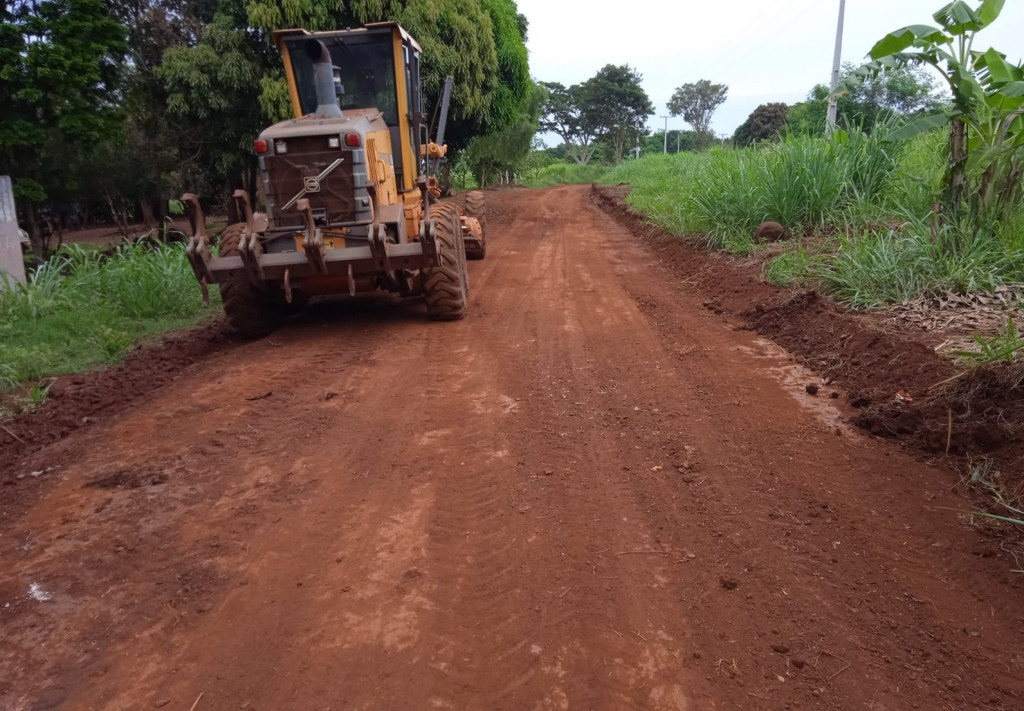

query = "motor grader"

[181,23,487,337]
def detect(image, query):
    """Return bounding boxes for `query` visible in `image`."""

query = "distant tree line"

[537,74,730,165]
[533,61,945,169]
[733,64,944,146]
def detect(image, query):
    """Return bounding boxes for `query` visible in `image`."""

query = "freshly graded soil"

[592,184,1024,464]
[1,185,1022,711]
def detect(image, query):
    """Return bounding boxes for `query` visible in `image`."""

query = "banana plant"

[841,0,1024,222]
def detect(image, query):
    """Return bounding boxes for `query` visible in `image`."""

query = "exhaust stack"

[304,39,342,119]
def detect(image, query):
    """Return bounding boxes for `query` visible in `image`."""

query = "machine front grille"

[264,147,357,228]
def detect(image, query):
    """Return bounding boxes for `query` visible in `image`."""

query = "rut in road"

[1,185,1022,711]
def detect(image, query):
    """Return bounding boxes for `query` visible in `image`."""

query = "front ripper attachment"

[233,190,265,283]
[181,193,212,305]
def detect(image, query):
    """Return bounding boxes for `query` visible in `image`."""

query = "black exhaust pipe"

[304,39,342,119]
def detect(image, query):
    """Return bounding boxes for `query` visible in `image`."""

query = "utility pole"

[826,0,847,129]
[661,115,668,153]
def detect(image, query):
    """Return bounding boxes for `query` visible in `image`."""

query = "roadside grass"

[764,247,818,288]
[532,127,1023,309]
[817,220,1024,308]
[0,242,216,397]
[602,153,704,237]
[526,162,610,188]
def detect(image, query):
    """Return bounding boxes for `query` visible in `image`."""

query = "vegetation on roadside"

[956,317,1023,365]
[528,1,1024,315]
[0,244,213,395]
[527,128,1024,310]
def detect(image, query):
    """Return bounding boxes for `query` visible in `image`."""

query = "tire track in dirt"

[1,185,1022,711]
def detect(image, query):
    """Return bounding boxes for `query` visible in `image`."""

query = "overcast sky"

[517,0,1024,143]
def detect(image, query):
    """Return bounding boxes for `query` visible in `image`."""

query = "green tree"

[106,0,218,225]
[158,5,267,209]
[479,0,530,131]
[667,80,727,149]
[734,102,789,146]
[0,0,128,255]
[790,64,942,136]
[539,81,601,165]
[464,82,546,186]
[843,0,1023,220]
[584,64,654,164]
[643,129,700,154]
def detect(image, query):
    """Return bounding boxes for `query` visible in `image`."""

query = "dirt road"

[3,185,1022,711]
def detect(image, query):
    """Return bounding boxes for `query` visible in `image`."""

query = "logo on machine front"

[281,158,344,211]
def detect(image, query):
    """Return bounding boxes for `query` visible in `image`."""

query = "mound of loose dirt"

[591,184,1024,464]
[753,220,786,243]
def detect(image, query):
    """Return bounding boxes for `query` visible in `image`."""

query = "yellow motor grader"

[181,23,487,337]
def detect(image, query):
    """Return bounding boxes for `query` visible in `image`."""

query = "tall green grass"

[818,219,1024,308]
[601,153,704,236]
[525,162,610,188]
[0,242,215,392]
[684,130,902,249]
[531,126,1022,309]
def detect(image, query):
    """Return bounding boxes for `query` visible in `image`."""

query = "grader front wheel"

[218,223,288,338]
[423,202,468,321]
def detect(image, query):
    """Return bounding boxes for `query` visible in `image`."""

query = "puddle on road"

[733,338,857,437]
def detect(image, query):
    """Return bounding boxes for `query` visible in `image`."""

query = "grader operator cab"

[181,23,487,337]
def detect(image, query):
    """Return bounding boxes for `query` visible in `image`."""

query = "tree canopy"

[733,103,789,146]
[0,0,128,253]
[667,80,727,148]
[539,81,602,166]
[642,129,702,155]
[787,64,942,136]
[464,81,546,186]
[585,65,654,164]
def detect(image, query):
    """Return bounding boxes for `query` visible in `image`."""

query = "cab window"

[288,33,399,126]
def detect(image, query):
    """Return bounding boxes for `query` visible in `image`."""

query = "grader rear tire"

[464,190,486,230]
[423,202,468,321]
[464,190,487,260]
[218,223,287,338]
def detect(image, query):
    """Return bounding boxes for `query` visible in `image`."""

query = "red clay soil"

[2,185,1024,711]
[591,184,1024,464]
[0,322,235,522]
[53,218,196,247]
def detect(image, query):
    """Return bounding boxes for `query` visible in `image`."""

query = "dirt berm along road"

[3,185,1023,711]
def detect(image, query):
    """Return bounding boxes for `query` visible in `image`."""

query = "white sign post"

[0,175,27,289]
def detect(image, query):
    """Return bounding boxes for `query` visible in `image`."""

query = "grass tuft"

[0,242,215,393]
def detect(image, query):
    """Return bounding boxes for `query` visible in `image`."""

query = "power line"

[675,0,822,97]
[685,1,782,80]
